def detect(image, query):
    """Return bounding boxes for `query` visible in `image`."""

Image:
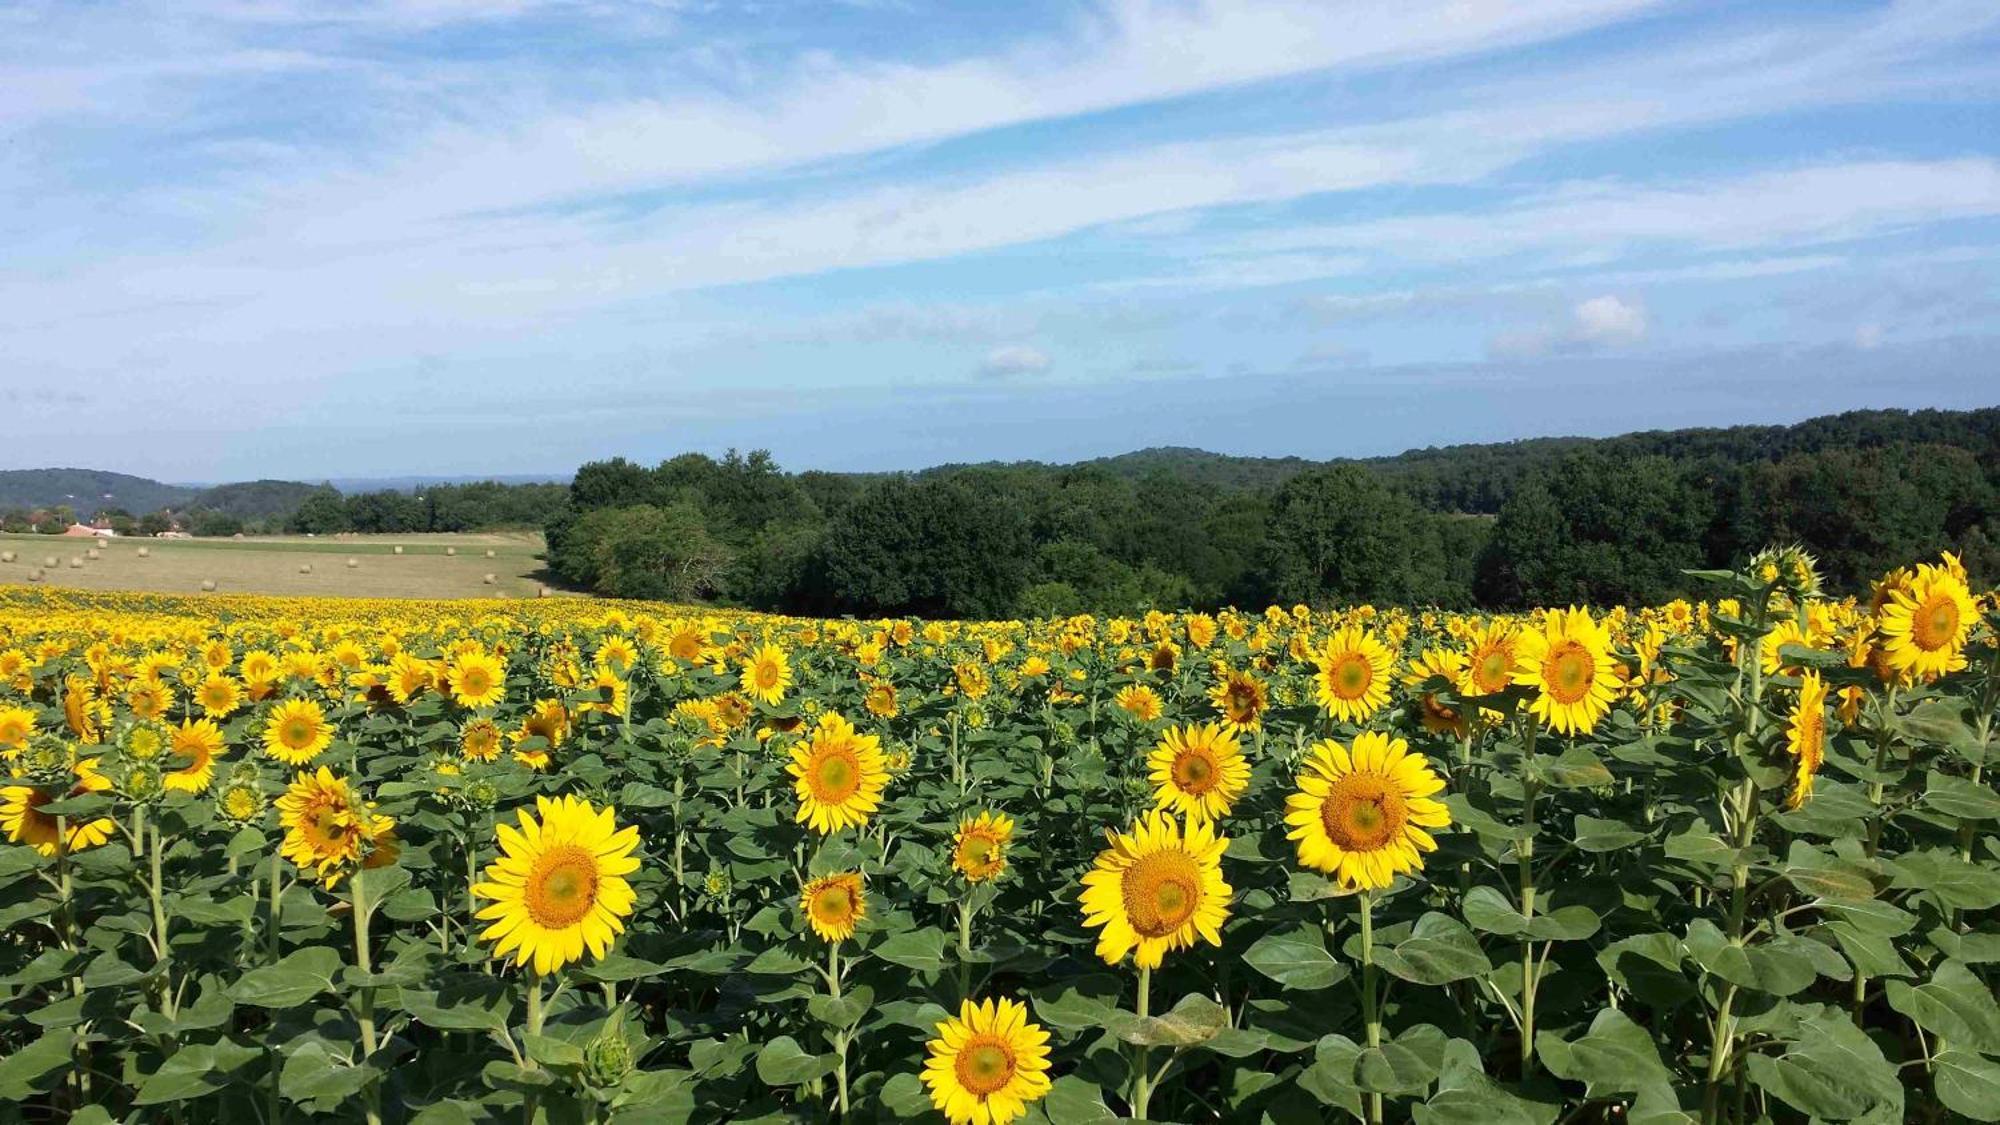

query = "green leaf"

[1885,960,2000,1053]
[230,946,342,1008]
[1934,1051,2000,1122]
[1114,992,1228,1048]
[1297,1034,1365,1117]
[1374,913,1491,985]
[1355,1025,1446,1095]
[1412,1038,1558,1125]
[753,1036,837,1086]
[807,983,874,1030]
[1923,771,2000,821]
[1744,1009,1902,1122]
[134,1040,262,1105]
[1598,933,1695,1009]
[1032,1075,1117,1124]
[0,1030,76,1100]
[1683,920,1815,996]
[1243,923,1350,990]
[1031,975,1123,1032]
[1571,814,1646,853]
[1542,745,1613,789]
[873,927,947,973]
[1536,1010,1673,1097]
[581,953,671,982]
[1888,849,2000,910]
[281,1040,378,1109]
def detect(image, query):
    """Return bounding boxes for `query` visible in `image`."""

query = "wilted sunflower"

[740,644,792,706]
[1208,667,1269,732]
[1147,723,1250,827]
[921,998,1053,1125]
[1078,811,1231,969]
[473,795,641,975]
[1114,683,1163,722]
[263,697,333,766]
[1311,627,1393,724]
[1875,562,1976,679]
[1785,672,1829,810]
[447,651,507,709]
[1284,731,1450,890]
[951,811,1015,883]
[274,767,397,887]
[165,718,226,793]
[1514,608,1619,736]
[787,712,888,834]
[0,758,116,856]
[800,871,867,943]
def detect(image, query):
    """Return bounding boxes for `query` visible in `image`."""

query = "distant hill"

[187,480,324,520]
[0,469,199,515]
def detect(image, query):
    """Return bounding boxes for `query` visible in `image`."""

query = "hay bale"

[538,586,551,598]
[299,563,313,575]
[485,549,496,558]
[136,547,150,558]
[68,557,83,569]
[27,568,43,582]
[346,557,359,569]
[42,556,57,569]
[393,545,404,555]
[200,579,216,592]
[446,546,457,556]
[85,548,100,560]
[482,573,496,585]
[0,550,13,563]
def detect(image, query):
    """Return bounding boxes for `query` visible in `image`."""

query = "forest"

[542,406,2000,615]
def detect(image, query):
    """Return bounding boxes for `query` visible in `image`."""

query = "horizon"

[5,2,1999,478]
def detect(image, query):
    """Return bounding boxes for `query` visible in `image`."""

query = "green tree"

[1259,466,1451,606]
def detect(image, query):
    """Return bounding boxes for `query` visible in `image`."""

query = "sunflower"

[863,679,899,719]
[1311,627,1393,724]
[952,811,1015,883]
[0,706,37,750]
[1147,723,1250,827]
[1875,563,1977,680]
[1284,731,1450,891]
[1208,667,1269,732]
[0,759,116,856]
[741,644,791,706]
[1078,812,1231,969]
[447,651,507,710]
[471,795,640,975]
[386,655,432,705]
[263,698,333,766]
[1457,622,1521,697]
[165,718,227,793]
[273,767,398,887]
[1759,619,1818,677]
[63,676,105,744]
[196,673,243,718]
[1404,647,1470,737]
[787,712,889,834]
[127,680,172,722]
[801,871,867,943]
[1115,683,1163,722]
[461,716,504,762]
[1785,671,1829,811]
[921,997,1054,1125]
[1513,608,1619,736]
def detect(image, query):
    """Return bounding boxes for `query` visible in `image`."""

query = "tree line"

[541,407,2000,615]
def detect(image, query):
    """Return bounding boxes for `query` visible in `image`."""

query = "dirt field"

[0,531,557,599]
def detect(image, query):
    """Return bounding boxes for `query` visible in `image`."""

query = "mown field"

[0,532,550,600]
[0,548,1995,1124]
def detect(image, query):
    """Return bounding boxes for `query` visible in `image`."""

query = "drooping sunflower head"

[1078,811,1232,969]
[1405,647,1471,737]
[273,766,395,886]
[126,679,172,722]
[1147,723,1250,828]
[1513,608,1619,736]
[741,644,792,706]
[1875,563,1977,680]
[165,718,227,794]
[863,679,899,718]
[921,997,1054,1125]
[262,697,333,766]
[473,794,641,975]
[800,871,867,943]
[1311,627,1393,724]
[1207,668,1269,732]
[1284,731,1451,891]
[1785,671,1829,811]
[952,811,1015,884]
[460,716,504,762]
[787,712,888,834]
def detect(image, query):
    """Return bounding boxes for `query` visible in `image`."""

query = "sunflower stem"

[1131,964,1153,1120]
[828,943,849,1116]
[523,969,544,1124]
[1517,715,1541,1075]
[268,847,284,964]
[349,866,383,1125]
[148,818,178,1023]
[1360,892,1383,1125]
[956,898,976,1002]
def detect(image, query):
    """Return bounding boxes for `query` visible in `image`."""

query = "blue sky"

[3,0,1998,480]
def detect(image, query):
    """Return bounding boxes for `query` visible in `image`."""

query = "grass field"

[0,530,554,599]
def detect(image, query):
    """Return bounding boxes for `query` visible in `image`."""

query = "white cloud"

[979,344,1052,378]
[1489,294,1647,359]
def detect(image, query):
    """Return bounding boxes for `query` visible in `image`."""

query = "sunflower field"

[0,546,1996,1124]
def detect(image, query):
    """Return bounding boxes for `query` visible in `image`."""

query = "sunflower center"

[1122,850,1203,938]
[811,885,855,924]
[1543,643,1594,705]
[1913,595,1959,652]
[1473,650,1511,693]
[811,750,861,802]
[224,790,257,818]
[756,662,781,690]
[462,669,490,695]
[1173,749,1219,794]
[954,1037,1017,1097]
[1329,654,1372,699]
[959,835,997,869]
[525,844,600,928]
[1321,773,1409,852]
[282,718,315,749]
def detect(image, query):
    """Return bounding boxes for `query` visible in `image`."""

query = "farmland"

[0,548,1994,1124]
[0,532,551,600]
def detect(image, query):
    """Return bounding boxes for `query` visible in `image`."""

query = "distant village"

[1,495,200,539]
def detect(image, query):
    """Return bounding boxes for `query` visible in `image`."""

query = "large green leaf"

[1885,960,2000,1054]
[1244,923,1349,990]
[1536,1010,1673,1097]
[1373,912,1492,985]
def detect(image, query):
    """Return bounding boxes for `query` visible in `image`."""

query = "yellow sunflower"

[1208,667,1270,732]
[741,644,792,706]
[461,716,504,762]
[274,767,397,887]
[263,697,333,766]
[1114,684,1163,722]
[863,679,900,719]
[1457,622,1521,697]
[0,706,37,750]
[386,655,432,705]
[951,811,1015,883]
[196,673,243,718]
[1,759,116,856]
[1311,627,1393,724]
[1284,731,1450,890]
[447,651,507,709]
[1078,812,1231,969]
[127,679,172,722]
[1785,672,1829,811]
[165,718,226,793]
[1513,608,1619,736]
[473,795,640,975]
[786,712,889,834]
[1404,647,1470,737]
[921,997,1054,1125]
[1875,563,1976,680]
[1147,723,1250,827]
[801,871,867,943]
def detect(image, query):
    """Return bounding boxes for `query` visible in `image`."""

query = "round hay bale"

[446,546,457,556]
[28,568,43,582]
[538,586,551,598]
[85,548,100,560]
[393,545,404,555]
[298,563,313,575]
[485,549,496,558]
[0,550,14,563]
[43,556,58,569]
[482,573,496,584]
[136,547,150,558]
[232,532,245,540]
[346,557,359,568]
[200,579,217,592]
[68,557,83,569]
